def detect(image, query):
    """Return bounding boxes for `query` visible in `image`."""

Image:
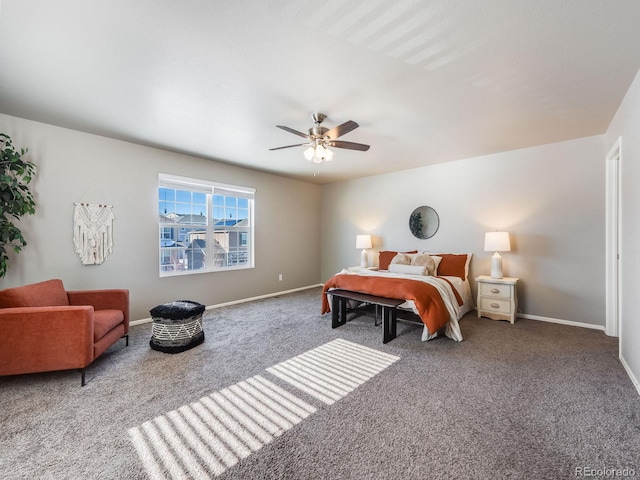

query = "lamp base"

[490,252,503,279]
[360,249,368,268]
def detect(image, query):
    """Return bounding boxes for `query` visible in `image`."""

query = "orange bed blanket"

[322,274,462,335]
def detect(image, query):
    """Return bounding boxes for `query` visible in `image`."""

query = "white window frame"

[158,173,255,277]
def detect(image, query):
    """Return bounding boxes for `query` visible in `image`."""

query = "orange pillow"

[436,254,468,280]
[379,250,418,270]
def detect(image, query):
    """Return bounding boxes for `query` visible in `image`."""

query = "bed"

[322,251,474,342]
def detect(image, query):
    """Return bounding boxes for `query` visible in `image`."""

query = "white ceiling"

[1,1,640,184]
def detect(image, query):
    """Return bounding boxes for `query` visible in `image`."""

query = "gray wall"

[606,67,640,391]
[3,94,638,389]
[0,114,322,320]
[321,135,606,327]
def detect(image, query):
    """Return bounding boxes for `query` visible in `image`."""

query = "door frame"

[605,137,621,337]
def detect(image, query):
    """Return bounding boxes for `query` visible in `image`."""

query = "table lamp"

[484,231,511,279]
[356,234,372,268]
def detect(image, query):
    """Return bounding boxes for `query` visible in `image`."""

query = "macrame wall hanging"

[73,202,115,265]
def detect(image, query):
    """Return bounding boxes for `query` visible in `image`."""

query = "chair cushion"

[0,279,70,308]
[93,309,125,342]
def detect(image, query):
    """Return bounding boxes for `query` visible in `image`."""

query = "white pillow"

[388,263,427,275]
[430,255,442,275]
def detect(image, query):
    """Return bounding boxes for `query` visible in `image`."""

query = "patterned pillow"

[378,250,418,270]
[390,253,412,266]
[410,254,436,275]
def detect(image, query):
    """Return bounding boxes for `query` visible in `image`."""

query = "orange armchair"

[0,279,129,386]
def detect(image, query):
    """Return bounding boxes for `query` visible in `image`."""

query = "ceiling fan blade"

[276,125,310,139]
[330,140,370,151]
[325,120,359,140]
[269,143,307,151]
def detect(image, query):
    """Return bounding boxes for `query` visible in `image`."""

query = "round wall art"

[409,205,439,239]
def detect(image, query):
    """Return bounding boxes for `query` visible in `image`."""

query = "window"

[158,173,255,276]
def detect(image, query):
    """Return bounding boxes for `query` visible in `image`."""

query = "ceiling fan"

[269,113,370,163]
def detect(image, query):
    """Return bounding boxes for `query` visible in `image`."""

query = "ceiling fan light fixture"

[303,146,315,161]
[270,113,369,168]
[323,147,334,161]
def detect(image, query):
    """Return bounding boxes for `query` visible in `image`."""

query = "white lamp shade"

[356,234,372,249]
[303,146,315,161]
[484,231,511,252]
[323,148,334,161]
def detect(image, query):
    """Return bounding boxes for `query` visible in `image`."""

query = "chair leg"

[124,334,129,347]
[79,368,86,387]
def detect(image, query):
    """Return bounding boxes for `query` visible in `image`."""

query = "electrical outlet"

[278,274,283,281]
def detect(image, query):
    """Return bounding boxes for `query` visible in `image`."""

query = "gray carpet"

[1,287,638,479]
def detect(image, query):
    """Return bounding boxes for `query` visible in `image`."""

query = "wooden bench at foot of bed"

[328,289,405,343]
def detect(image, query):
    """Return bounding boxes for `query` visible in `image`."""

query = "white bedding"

[335,267,474,342]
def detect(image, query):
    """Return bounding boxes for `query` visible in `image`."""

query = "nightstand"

[475,275,519,324]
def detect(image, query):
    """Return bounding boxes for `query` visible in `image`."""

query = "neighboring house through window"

[158,173,255,276]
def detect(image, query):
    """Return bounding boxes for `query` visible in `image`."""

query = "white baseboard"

[619,354,640,397]
[129,283,324,326]
[516,312,605,331]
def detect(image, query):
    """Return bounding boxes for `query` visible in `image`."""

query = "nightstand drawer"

[479,282,512,298]
[479,297,512,314]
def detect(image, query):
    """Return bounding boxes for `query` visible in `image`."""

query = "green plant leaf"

[0,133,36,278]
